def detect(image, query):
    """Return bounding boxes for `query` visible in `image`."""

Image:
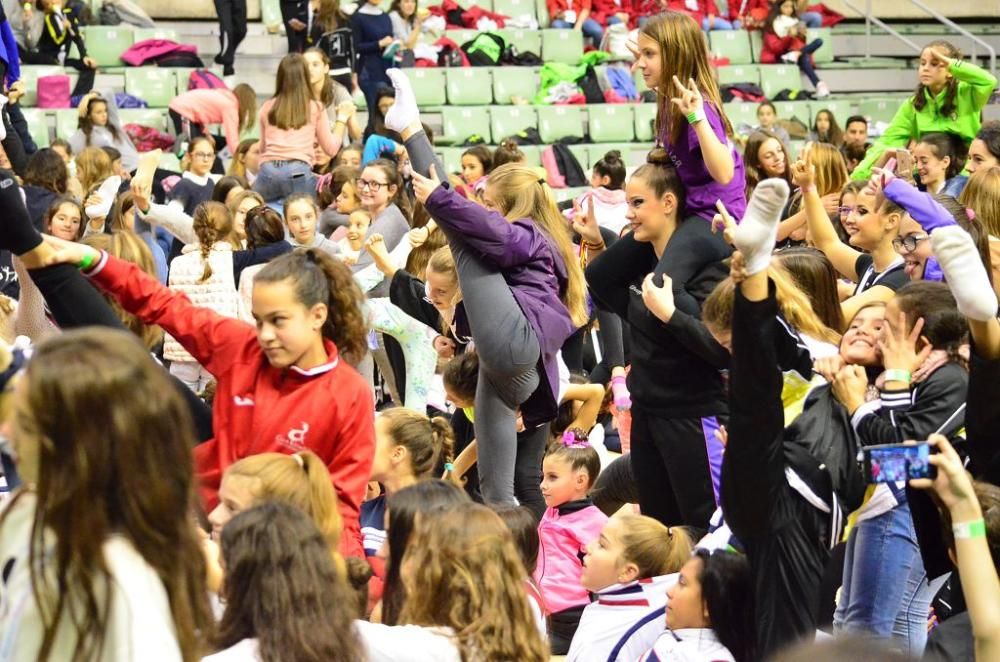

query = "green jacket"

[852,60,997,180]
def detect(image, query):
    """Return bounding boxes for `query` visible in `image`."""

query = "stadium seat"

[537,105,584,143]
[132,28,180,42]
[20,65,65,106]
[490,106,538,142]
[589,105,636,143]
[634,103,657,143]
[118,108,170,132]
[716,65,761,87]
[22,109,50,148]
[404,69,447,107]
[587,143,640,168]
[773,101,812,126]
[519,145,542,167]
[444,29,479,47]
[497,29,542,56]
[492,66,540,104]
[158,151,182,171]
[439,147,465,177]
[810,99,852,130]
[170,68,198,94]
[535,0,549,26]
[568,144,590,171]
[858,97,901,125]
[440,106,493,145]
[54,109,79,141]
[446,68,494,105]
[492,0,538,22]
[81,26,135,67]
[541,29,583,65]
[710,31,754,65]
[749,30,764,63]
[724,101,760,130]
[759,65,801,98]
[807,28,834,64]
[124,68,176,108]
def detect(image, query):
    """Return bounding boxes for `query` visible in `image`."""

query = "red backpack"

[188,69,227,90]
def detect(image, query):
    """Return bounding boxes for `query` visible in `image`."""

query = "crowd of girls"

[1,10,1000,662]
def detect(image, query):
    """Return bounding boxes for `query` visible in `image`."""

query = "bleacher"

[18,7,1000,203]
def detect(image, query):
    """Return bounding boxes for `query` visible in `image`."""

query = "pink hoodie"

[573,187,629,236]
[534,501,609,614]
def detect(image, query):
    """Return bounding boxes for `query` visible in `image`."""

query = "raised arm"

[883,177,957,233]
[673,79,735,185]
[794,160,862,279]
[852,103,916,181]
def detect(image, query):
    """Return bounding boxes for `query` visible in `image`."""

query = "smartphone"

[863,442,935,484]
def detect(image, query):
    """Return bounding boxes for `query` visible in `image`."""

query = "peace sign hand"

[572,197,602,246]
[670,76,704,116]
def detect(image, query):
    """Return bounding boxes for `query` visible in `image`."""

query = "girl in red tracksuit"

[45,240,375,560]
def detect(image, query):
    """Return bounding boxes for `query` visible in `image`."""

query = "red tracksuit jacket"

[86,253,374,559]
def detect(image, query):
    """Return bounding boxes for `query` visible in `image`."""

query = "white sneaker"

[781,51,801,64]
[816,81,831,98]
[85,175,122,219]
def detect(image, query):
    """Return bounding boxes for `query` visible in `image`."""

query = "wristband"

[801,184,816,194]
[76,252,96,271]
[686,109,707,124]
[584,239,605,251]
[444,462,455,472]
[952,519,986,539]
[883,369,912,385]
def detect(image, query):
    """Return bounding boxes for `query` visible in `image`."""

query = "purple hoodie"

[424,186,577,426]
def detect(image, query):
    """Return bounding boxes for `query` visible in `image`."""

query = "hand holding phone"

[863,442,935,484]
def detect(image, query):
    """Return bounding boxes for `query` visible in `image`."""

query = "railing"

[909,0,997,76]
[839,0,922,61]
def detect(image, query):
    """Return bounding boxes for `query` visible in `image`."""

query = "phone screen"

[864,442,933,484]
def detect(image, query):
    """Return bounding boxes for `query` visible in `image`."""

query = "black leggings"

[21,50,95,97]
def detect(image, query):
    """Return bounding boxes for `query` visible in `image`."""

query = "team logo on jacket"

[277,422,310,450]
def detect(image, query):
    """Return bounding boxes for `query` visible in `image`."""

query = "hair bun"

[646,147,672,167]
[604,150,622,164]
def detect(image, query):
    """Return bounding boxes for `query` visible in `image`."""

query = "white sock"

[85,175,122,219]
[932,225,998,321]
[384,69,420,134]
[732,178,789,275]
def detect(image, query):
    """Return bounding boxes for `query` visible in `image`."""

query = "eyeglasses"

[891,234,930,253]
[838,205,856,216]
[356,178,388,192]
[192,152,215,160]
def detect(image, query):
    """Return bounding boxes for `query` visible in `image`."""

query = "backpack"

[772,88,815,101]
[125,124,176,152]
[461,32,505,66]
[720,83,766,103]
[541,143,587,189]
[578,66,605,105]
[188,69,226,90]
[500,45,542,66]
[435,37,469,67]
[153,51,205,68]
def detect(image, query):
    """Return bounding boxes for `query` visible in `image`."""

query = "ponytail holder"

[292,453,305,469]
[966,207,976,221]
[304,249,319,264]
[538,177,546,186]
[561,429,589,449]
[444,462,455,472]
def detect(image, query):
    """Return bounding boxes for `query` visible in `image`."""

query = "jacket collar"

[556,497,593,516]
[287,339,341,377]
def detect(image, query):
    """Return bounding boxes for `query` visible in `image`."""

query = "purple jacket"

[534,501,608,614]
[884,178,954,281]
[424,186,577,426]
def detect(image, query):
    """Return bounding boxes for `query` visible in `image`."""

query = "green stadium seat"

[81,26,135,67]
[22,109,50,148]
[535,0,549,25]
[710,31,754,65]
[444,29,479,47]
[589,105,636,143]
[806,28,834,64]
[493,0,537,21]
[118,108,169,132]
[537,105,584,143]
[723,101,759,130]
[541,29,583,65]
[54,109,79,141]
[787,139,806,160]
[858,97,901,125]
[493,66,539,104]
[446,68,494,105]
[440,106,493,145]
[158,151,181,171]
[20,65,65,107]
[749,30,764,63]
[171,68,198,94]
[568,144,590,171]
[497,29,542,58]
[132,28,179,42]
[439,147,465,177]
[404,69,447,107]
[634,103,657,143]
[490,106,537,142]
[716,65,761,87]
[759,65,801,98]
[124,68,175,108]
[587,143,637,168]
[519,145,542,167]
[773,101,812,126]
[810,99,852,131]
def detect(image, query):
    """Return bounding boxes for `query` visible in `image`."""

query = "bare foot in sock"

[932,226,998,321]
[384,69,420,135]
[731,179,789,275]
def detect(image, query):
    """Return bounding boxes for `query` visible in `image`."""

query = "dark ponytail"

[631,147,687,216]
[593,149,626,190]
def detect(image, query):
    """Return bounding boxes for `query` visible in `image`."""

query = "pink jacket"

[169,89,242,154]
[121,39,199,66]
[534,501,608,614]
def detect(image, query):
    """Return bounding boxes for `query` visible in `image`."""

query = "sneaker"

[85,176,122,219]
[816,81,831,98]
[781,51,800,64]
[382,40,401,61]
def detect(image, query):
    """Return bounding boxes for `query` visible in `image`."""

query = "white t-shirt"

[638,628,736,662]
[202,638,260,661]
[0,493,182,662]
[355,621,462,662]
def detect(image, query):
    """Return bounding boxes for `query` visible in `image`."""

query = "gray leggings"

[406,130,542,505]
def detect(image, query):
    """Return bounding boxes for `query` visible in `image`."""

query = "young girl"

[967,120,1000,175]
[38,235,374,559]
[853,41,997,181]
[254,53,350,204]
[237,206,295,321]
[43,195,83,241]
[70,92,139,173]
[744,129,791,198]
[569,515,693,661]
[959,165,1000,292]
[351,0,395,136]
[337,209,371,263]
[755,102,792,146]
[460,144,493,189]
[0,327,212,660]
[761,0,830,97]
[631,11,747,223]
[168,84,258,157]
[284,192,342,256]
[582,151,730,530]
[778,141,848,243]
[574,149,628,235]
[811,108,844,146]
[388,0,423,54]
[75,146,115,199]
[227,138,261,184]
[338,143,364,168]
[535,435,608,653]
[206,502,364,661]
[304,47,362,142]
[171,136,222,217]
[638,550,755,662]
[386,69,587,510]
[548,0,607,45]
[363,409,455,558]
[836,179,867,239]
[22,0,96,97]
[913,132,968,197]
[165,201,241,393]
[357,501,550,661]
[352,159,411,288]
